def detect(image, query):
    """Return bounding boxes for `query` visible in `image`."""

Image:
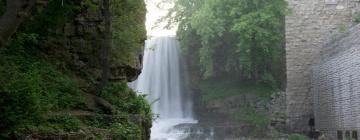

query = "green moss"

[199,78,275,102]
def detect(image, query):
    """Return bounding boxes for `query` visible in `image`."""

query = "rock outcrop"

[13,0,150,139]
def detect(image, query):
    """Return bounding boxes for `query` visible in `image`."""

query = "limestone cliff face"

[40,0,143,84]
[24,1,149,139]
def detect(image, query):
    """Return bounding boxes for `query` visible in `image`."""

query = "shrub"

[101,82,152,119]
[111,122,141,140]
[0,34,83,135]
[0,63,44,132]
[21,114,82,135]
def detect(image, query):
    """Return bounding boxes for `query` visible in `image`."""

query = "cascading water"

[130,36,197,140]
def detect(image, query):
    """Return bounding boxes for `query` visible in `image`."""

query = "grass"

[199,78,275,102]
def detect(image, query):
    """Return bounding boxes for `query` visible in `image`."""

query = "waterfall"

[130,36,197,140]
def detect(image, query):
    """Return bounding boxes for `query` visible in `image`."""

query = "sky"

[145,0,177,37]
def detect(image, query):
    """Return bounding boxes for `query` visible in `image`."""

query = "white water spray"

[130,36,197,140]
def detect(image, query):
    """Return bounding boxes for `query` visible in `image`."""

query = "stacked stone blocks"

[286,0,360,132]
[312,24,360,139]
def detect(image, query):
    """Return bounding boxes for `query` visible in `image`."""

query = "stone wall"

[285,0,360,132]
[312,24,360,139]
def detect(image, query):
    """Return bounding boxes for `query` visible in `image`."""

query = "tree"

[99,0,111,92]
[164,0,287,85]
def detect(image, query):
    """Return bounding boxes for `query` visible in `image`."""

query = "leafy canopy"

[163,0,287,85]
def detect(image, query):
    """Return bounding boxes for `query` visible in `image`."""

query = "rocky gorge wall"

[15,0,150,139]
[312,24,360,139]
[40,0,143,84]
[285,0,360,132]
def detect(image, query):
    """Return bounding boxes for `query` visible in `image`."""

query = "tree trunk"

[250,34,260,83]
[0,0,36,48]
[98,0,111,93]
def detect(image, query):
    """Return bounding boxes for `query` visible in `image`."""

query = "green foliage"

[0,0,151,139]
[289,133,310,140]
[83,80,152,140]
[84,0,99,12]
[0,0,5,15]
[232,108,270,129]
[199,78,275,102]
[0,61,44,132]
[0,33,83,133]
[100,82,152,140]
[199,78,274,131]
[165,0,287,84]
[353,12,360,24]
[0,0,84,135]
[22,0,80,35]
[111,122,142,140]
[43,115,82,132]
[24,115,82,135]
[101,82,152,119]
[110,0,146,66]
